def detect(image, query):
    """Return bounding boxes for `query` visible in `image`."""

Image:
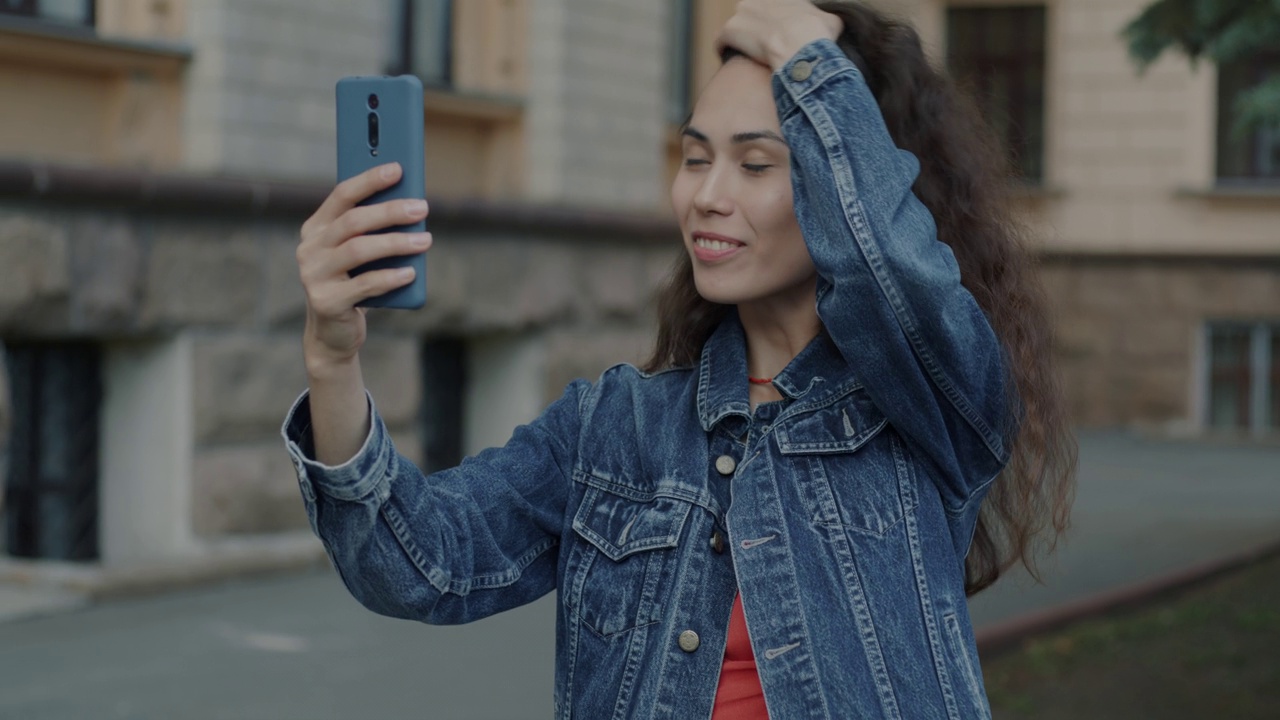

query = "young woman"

[285,1,1075,718]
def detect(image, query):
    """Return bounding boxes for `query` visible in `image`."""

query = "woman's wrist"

[766,16,841,71]
[304,343,361,383]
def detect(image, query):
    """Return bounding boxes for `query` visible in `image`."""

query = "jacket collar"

[696,309,851,431]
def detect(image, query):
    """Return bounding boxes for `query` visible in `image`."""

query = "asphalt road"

[2,430,1278,720]
[0,570,557,720]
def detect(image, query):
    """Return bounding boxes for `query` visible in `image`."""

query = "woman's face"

[671,56,815,308]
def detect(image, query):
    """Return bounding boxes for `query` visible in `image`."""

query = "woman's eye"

[743,163,772,174]
[683,158,710,167]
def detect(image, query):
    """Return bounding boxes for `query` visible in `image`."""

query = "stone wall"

[0,196,678,543]
[1043,255,1280,430]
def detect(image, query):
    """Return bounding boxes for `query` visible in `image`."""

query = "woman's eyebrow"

[681,126,788,146]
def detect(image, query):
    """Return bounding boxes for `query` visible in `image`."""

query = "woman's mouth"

[692,233,744,262]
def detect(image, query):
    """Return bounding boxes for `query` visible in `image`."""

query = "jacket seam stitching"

[790,82,1008,466]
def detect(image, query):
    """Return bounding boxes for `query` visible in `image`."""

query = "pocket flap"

[775,397,887,455]
[572,485,690,562]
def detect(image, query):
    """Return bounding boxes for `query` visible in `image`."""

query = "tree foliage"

[1123,0,1280,136]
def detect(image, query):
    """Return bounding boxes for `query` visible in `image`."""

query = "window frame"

[3,341,103,561]
[0,0,95,27]
[390,0,454,90]
[1215,51,1280,184]
[421,336,467,474]
[944,4,1048,184]
[667,0,696,126]
[1203,321,1279,435]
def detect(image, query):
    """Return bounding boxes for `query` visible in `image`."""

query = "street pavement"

[1,430,1278,720]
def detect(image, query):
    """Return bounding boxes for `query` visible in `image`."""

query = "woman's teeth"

[696,238,738,251]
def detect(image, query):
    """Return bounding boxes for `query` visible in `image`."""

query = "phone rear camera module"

[367,93,379,110]
[368,112,380,148]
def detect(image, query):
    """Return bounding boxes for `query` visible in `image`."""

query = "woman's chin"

[693,279,748,306]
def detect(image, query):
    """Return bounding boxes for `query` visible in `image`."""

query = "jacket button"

[678,630,701,653]
[715,455,736,476]
[709,531,725,554]
[790,60,814,82]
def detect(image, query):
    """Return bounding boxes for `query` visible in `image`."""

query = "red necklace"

[748,375,774,385]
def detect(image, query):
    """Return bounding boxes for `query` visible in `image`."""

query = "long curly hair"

[644,1,1076,596]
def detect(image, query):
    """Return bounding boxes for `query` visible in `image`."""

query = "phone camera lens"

[367,93,379,110]
[368,112,380,148]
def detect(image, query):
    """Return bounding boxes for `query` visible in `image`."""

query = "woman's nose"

[692,166,733,216]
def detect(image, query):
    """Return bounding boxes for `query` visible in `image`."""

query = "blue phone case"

[336,75,427,309]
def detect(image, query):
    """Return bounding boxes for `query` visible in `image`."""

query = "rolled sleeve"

[281,389,394,504]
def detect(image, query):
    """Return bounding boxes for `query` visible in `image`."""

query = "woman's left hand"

[715,0,843,72]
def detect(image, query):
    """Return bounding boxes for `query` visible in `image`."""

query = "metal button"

[790,60,814,82]
[709,531,725,554]
[715,455,736,476]
[678,630,701,653]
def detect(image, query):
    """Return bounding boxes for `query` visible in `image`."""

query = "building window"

[3,342,102,561]
[946,5,1047,183]
[421,337,467,473]
[0,0,94,26]
[1216,53,1280,183]
[667,0,696,125]
[391,0,453,88]
[1205,322,1280,433]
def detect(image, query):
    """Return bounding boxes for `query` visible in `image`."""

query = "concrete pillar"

[464,333,549,457]
[100,336,198,565]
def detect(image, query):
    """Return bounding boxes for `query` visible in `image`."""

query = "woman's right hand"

[296,162,433,373]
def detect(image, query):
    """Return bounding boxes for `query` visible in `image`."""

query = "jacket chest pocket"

[776,393,917,538]
[569,478,691,639]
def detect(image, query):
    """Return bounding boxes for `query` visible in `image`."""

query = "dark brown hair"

[645,1,1076,596]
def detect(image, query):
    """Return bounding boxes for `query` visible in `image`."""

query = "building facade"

[1,0,1277,575]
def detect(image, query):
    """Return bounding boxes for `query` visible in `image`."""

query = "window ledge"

[0,15,191,75]
[1176,184,1280,200]
[423,88,523,122]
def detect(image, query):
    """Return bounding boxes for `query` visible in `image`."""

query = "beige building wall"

[679,1,1276,255]
[181,0,395,180]
[0,15,188,169]
[888,0,1276,256]
[526,0,670,210]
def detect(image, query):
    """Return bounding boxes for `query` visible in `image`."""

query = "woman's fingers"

[335,232,432,276]
[306,162,402,232]
[307,267,417,317]
[323,198,429,249]
[715,0,841,70]
[299,232,431,287]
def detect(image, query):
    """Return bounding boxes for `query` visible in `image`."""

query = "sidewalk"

[0,430,1277,719]
[968,429,1280,632]
[0,532,327,625]
[1,430,1278,631]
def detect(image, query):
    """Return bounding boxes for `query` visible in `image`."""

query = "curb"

[0,532,329,621]
[975,537,1280,656]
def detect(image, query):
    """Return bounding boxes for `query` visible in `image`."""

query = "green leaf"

[1123,0,1277,69]
[1231,74,1280,140]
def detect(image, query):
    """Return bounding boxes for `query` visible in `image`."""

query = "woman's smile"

[692,232,746,262]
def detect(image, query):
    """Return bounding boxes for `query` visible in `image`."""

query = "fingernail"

[407,200,428,215]
[399,267,415,278]
[412,233,431,247]
[381,164,398,180]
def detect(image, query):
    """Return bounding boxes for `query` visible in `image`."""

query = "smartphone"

[335,74,427,309]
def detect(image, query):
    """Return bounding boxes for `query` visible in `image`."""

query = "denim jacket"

[283,40,1010,720]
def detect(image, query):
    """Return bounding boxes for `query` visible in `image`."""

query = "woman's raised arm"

[775,39,1012,507]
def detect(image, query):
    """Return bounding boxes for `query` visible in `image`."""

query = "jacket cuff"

[281,389,393,503]
[772,38,862,121]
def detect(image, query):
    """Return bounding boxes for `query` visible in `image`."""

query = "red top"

[712,593,769,719]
